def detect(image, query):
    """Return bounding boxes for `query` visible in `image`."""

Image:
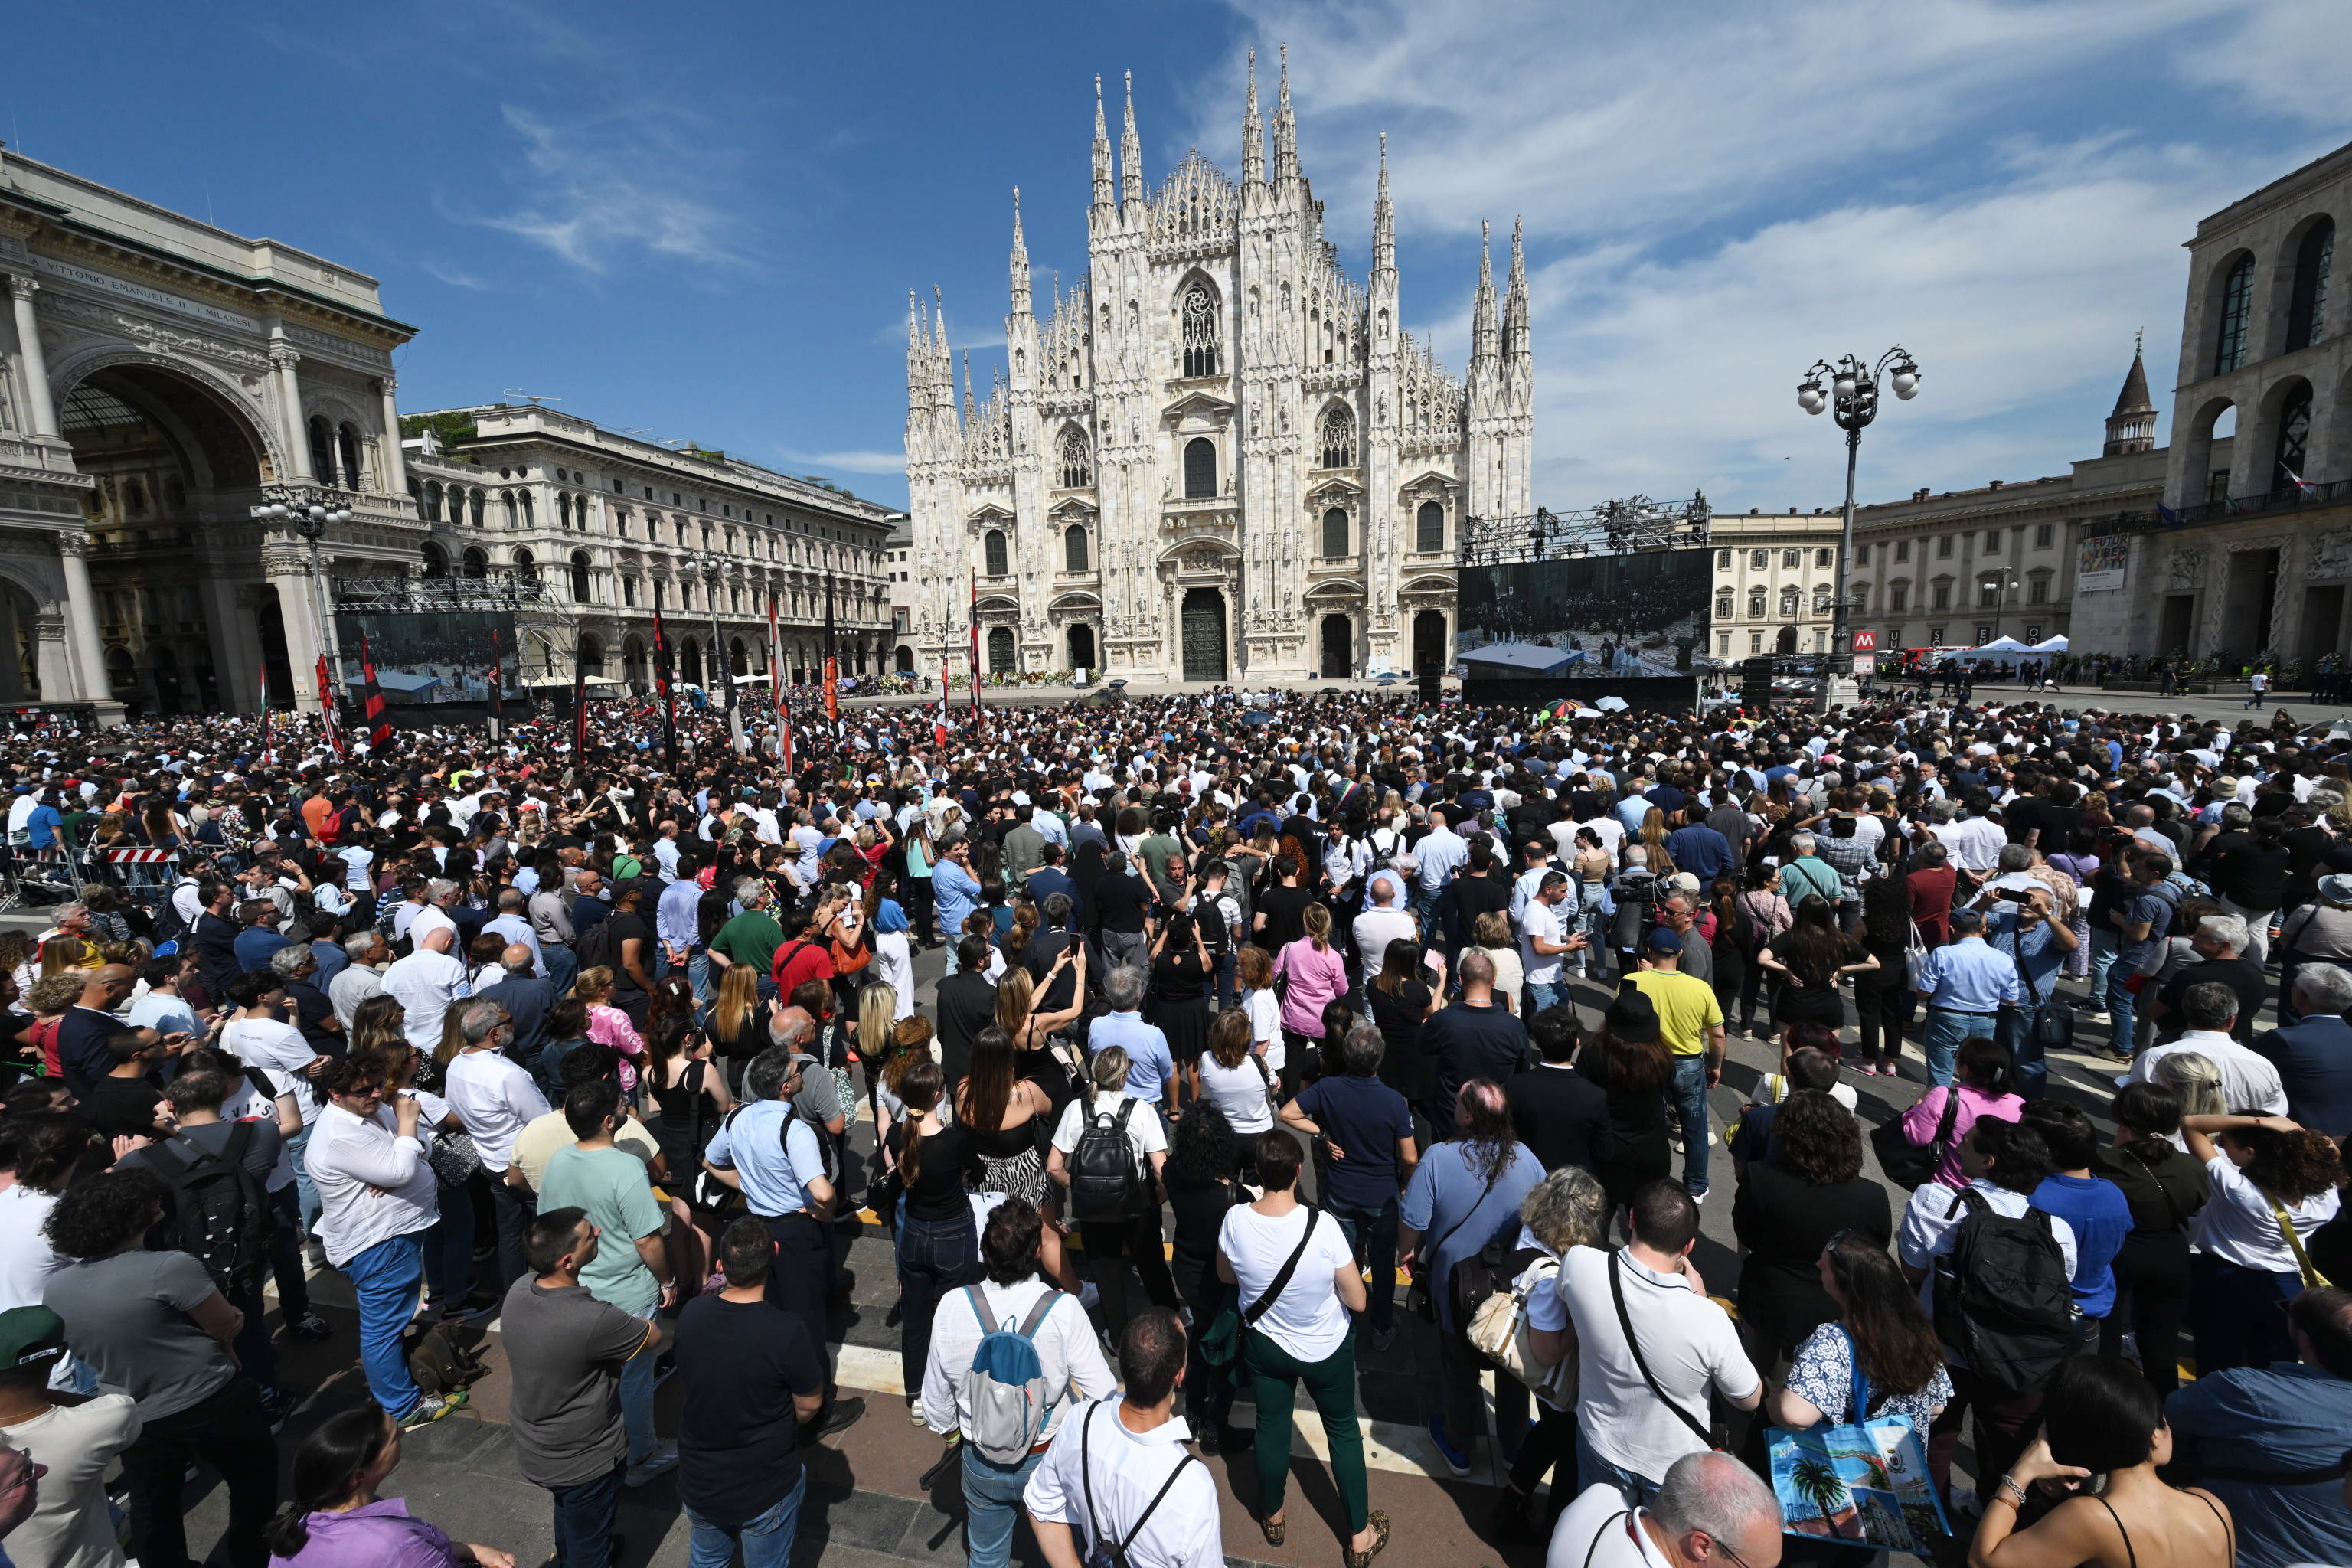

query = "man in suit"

[934,933,999,1099]
[2254,963,2352,1139]
[1504,1004,1608,1175]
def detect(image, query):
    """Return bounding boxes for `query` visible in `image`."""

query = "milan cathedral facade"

[902,54,1534,684]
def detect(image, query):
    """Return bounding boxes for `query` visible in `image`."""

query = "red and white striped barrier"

[100,848,176,864]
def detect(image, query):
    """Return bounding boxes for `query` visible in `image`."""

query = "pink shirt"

[1900,1083,2024,1189]
[1272,937,1349,1037]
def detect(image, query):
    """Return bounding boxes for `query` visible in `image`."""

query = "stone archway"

[1067,623,1097,673]
[894,644,915,674]
[1319,614,1353,680]
[1413,609,1449,675]
[1776,624,1799,655]
[1181,588,1227,682]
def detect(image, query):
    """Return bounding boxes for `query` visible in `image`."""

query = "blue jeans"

[686,1469,806,1568]
[422,1181,474,1303]
[1996,1004,2048,1102]
[1325,1194,1399,1332]
[544,942,580,999]
[2087,929,2118,1013]
[342,1232,424,1418]
[286,1124,322,1236]
[618,1312,658,1467]
[550,1460,622,1568]
[1525,978,1563,1017]
[1922,1008,1998,1088]
[1669,1056,1710,1197]
[961,1445,1046,1568]
[895,1206,982,1397]
[1576,1428,1661,1505]
[687,946,714,1005]
[2105,962,2140,1057]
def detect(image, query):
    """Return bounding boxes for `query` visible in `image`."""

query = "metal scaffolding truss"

[329,567,549,614]
[1457,492,1713,567]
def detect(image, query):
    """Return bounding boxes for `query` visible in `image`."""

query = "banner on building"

[2076,535,2128,594]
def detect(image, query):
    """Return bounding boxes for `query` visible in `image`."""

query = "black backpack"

[1067,1098,1147,1223]
[147,1122,270,1297]
[1930,1187,2077,1394]
[573,916,617,975]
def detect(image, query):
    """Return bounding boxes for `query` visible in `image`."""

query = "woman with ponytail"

[266,1406,513,1566]
[888,1059,979,1421]
[2183,1110,2344,1372]
[2092,1084,2209,1395]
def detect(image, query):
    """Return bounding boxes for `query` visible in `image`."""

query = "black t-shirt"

[896,1122,977,1223]
[1504,1063,1609,1175]
[2154,956,2267,1045]
[605,912,652,997]
[1255,885,1315,951]
[1454,872,1511,939]
[80,1073,165,1140]
[1095,872,1152,936]
[1152,949,1207,1004]
[674,1293,825,1527]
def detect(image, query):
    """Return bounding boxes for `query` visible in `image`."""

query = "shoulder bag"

[1871,1086,1961,1191]
[1408,1163,1501,1322]
[1198,1204,1321,1367]
[1606,1249,1724,1449]
[2266,1191,2334,1289]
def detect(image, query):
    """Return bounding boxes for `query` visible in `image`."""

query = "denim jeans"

[422,1179,474,1304]
[1995,1004,2048,1102]
[961,1445,1046,1568]
[286,1123,322,1236]
[2087,929,2118,1012]
[618,1312,659,1467]
[2105,962,2139,1057]
[342,1231,425,1418]
[1325,1194,1400,1331]
[1668,1056,1710,1197]
[1214,949,1237,1010]
[686,1469,807,1568]
[544,942,580,999]
[895,1204,983,1395]
[550,1460,622,1568]
[1524,978,1563,1018]
[1576,1427,1661,1505]
[1921,1008,1998,1088]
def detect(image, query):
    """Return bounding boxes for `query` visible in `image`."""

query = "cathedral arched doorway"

[1413,609,1449,676]
[622,635,648,694]
[987,626,1016,673]
[1776,625,1799,655]
[1319,615,1353,680]
[894,645,915,674]
[681,639,703,687]
[59,364,272,710]
[1181,589,1227,683]
[1067,624,1097,674]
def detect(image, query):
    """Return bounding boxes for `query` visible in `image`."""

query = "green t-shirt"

[709,910,785,975]
[538,1142,666,1318]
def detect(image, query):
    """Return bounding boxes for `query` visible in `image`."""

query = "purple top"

[269,1498,465,1568]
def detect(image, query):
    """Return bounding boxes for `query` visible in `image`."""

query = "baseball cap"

[0,1305,66,1372]
[1645,927,1684,956]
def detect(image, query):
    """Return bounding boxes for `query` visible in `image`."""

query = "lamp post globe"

[1795,345,1920,710]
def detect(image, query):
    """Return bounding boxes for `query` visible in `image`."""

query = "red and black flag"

[315,654,344,756]
[651,609,678,771]
[822,573,840,732]
[487,628,505,726]
[256,657,274,762]
[358,633,393,751]
[570,632,590,758]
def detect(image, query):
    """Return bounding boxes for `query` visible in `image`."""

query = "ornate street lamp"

[1797,348,1919,708]
[259,497,354,705]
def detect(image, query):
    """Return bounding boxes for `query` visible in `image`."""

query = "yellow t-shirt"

[1629,969,1723,1057]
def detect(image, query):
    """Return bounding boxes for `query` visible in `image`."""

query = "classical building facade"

[2072,139,2352,662]
[1705,514,1847,661]
[903,55,1532,684]
[0,147,419,720]
[403,406,896,695]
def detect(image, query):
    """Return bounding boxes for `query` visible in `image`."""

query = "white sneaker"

[909,1396,926,1426]
[2085,1011,2112,1025]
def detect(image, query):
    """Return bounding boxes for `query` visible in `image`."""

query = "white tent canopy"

[1974,636,2030,652]
[2028,635,2069,653]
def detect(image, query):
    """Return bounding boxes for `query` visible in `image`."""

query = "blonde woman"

[2154,1051,2227,1123]
[703,963,771,1098]
[573,965,645,1094]
[1464,910,1523,1017]
[1496,1164,1608,1540]
[1638,807,1679,878]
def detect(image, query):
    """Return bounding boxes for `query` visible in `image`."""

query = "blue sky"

[10,1,2350,516]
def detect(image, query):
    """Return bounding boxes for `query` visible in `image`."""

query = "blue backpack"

[962,1285,1067,1463]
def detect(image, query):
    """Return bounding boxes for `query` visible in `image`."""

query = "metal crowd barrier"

[0,841,86,914]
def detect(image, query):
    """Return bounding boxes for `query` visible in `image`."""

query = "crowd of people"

[0,681,2344,1568]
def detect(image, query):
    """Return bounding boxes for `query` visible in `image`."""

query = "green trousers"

[1241,1325,1367,1531]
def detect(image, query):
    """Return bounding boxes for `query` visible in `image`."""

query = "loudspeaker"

[1740,656,1775,709]
[1417,663,1443,704]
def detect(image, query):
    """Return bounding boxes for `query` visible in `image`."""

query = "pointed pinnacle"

[1012,186,1024,247]
[1094,74,1106,134]
[1124,69,1136,134]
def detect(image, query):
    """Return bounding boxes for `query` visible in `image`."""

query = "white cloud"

[779,448,906,476]
[420,259,489,290]
[466,104,750,274]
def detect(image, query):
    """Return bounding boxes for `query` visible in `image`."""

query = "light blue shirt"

[1089,1009,1174,1102]
[484,913,547,978]
[1416,825,1469,892]
[933,859,982,940]
[656,879,703,952]
[702,1098,825,1217]
[1916,936,2029,1013]
[127,991,201,1040]
[1983,910,2065,1003]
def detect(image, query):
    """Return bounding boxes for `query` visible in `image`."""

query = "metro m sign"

[1851,631,1878,652]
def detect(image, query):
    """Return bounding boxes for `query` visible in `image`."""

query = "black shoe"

[1491,1486,1539,1543]
[815,1397,866,1439]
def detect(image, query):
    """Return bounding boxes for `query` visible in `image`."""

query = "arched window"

[1320,406,1356,469]
[307,416,336,485]
[421,541,449,579]
[2275,381,2314,485]
[461,547,488,579]
[984,528,1008,577]
[1322,508,1349,557]
[1181,281,1220,377]
[557,494,573,530]
[570,550,593,603]
[338,424,364,491]
[424,482,444,523]
[1058,426,1091,488]
[1416,501,1445,554]
[1184,438,1217,499]
[470,489,485,528]
[2214,253,2255,374]
[987,626,1015,672]
[2288,218,2335,352]
[512,547,537,580]
[579,635,604,676]
[516,492,534,528]
[1063,524,1089,573]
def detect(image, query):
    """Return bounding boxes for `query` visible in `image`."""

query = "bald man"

[475,942,557,1063]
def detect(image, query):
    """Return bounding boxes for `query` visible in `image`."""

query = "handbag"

[1871,1084,1961,1191]
[1199,1203,1320,1367]
[1901,917,1932,991]
[1407,1167,1501,1323]
[1465,1253,1577,1411]
[2266,1192,2334,1289]
[1765,1328,1949,1554]
[1606,1250,1725,1450]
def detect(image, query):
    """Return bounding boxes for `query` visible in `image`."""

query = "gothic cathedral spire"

[1008,188,1031,316]
[1503,215,1529,366]
[1272,44,1298,194]
[1472,218,1499,368]
[1372,131,1394,280]
[1119,70,1145,211]
[1091,75,1114,214]
[1241,48,1265,192]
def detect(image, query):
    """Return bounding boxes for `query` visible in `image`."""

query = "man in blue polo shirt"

[1279,1021,1415,1351]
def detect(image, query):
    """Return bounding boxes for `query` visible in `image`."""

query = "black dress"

[1368,979,1433,1103]
[1149,950,1211,1075]
[1731,1160,1892,1357]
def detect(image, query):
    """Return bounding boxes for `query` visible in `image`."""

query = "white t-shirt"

[220,1018,317,1134]
[1519,898,1566,985]
[0,1185,64,1313]
[1196,1053,1274,1135]
[1051,1093,1170,1170]
[1243,988,1285,1073]
[221,1076,299,1191]
[2194,1152,2342,1274]
[1546,1487,1672,1568]
[1216,1204,1357,1361]
[1557,1244,1760,1485]
[0,1392,141,1568]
